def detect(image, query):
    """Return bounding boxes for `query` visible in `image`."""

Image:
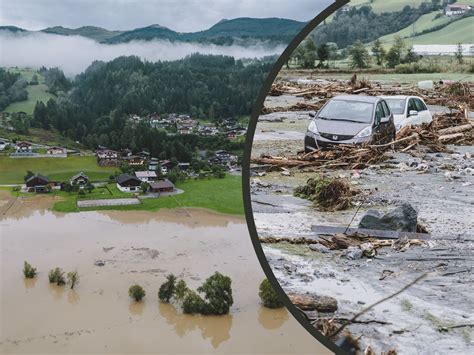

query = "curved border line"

[242,1,350,354]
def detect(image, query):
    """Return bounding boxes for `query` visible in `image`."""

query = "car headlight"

[308,120,319,134]
[355,126,372,138]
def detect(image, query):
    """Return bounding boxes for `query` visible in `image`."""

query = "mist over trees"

[0,68,28,110]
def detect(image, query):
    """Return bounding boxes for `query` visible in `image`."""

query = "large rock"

[358,203,418,232]
[288,293,338,312]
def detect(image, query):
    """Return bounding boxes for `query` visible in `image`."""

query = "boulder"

[288,293,338,312]
[358,203,418,232]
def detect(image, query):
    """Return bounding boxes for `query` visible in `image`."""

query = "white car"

[381,95,432,132]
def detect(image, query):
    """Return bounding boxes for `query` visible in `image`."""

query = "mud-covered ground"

[250,74,474,354]
[0,191,330,354]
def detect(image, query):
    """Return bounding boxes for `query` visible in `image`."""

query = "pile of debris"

[252,144,389,170]
[294,176,356,211]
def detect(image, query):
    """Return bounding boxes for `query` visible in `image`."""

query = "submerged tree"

[129,284,146,301]
[259,279,284,309]
[158,274,176,303]
[23,261,37,279]
[67,271,80,289]
[197,272,233,315]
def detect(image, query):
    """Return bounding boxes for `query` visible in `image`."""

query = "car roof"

[331,95,379,103]
[380,95,424,100]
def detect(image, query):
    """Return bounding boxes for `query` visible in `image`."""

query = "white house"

[445,4,471,16]
[135,170,157,182]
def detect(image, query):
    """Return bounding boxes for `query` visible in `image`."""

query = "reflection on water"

[128,301,145,316]
[23,277,37,290]
[258,306,289,330]
[48,283,65,300]
[159,303,232,348]
[67,290,80,305]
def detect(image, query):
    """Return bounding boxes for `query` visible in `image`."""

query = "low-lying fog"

[0,31,285,76]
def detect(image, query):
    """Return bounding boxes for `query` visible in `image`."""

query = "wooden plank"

[311,225,431,240]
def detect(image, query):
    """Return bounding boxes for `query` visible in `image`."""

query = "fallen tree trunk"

[437,123,473,135]
[438,133,464,142]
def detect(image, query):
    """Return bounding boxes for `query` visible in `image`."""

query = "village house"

[0,139,7,150]
[26,174,50,193]
[70,172,89,187]
[47,146,67,155]
[148,157,160,171]
[177,163,190,171]
[121,148,133,157]
[15,141,32,153]
[135,170,157,183]
[209,150,238,166]
[148,179,175,193]
[97,149,120,166]
[445,3,471,16]
[160,160,174,174]
[198,125,219,136]
[116,173,142,192]
[123,155,146,166]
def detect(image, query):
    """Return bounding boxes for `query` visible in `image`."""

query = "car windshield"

[318,99,374,123]
[384,98,406,115]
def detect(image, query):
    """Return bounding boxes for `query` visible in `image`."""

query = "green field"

[0,156,115,184]
[408,17,474,45]
[53,175,244,215]
[349,0,428,13]
[4,68,55,115]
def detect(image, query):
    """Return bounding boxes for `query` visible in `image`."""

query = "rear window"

[318,99,374,123]
[384,98,406,115]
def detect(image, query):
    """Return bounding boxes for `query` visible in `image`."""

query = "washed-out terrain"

[250,72,474,354]
[0,191,329,354]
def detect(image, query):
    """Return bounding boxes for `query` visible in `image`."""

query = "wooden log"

[437,123,473,135]
[438,133,464,142]
[369,133,419,148]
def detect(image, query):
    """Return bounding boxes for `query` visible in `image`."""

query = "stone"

[94,260,105,267]
[358,203,418,232]
[288,293,338,312]
[309,244,330,253]
[344,246,363,260]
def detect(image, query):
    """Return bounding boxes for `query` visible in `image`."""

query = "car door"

[406,98,419,125]
[381,100,394,142]
[415,98,431,124]
[372,102,385,144]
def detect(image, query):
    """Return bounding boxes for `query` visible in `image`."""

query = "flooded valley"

[0,193,329,354]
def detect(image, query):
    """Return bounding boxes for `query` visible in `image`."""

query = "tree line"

[0,69,28,111]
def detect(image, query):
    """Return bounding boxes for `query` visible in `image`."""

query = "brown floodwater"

[0,194,329,354]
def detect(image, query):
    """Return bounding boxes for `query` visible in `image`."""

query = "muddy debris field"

[250,76,474,354]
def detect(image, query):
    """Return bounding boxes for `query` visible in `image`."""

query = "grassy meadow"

[0,156,115,184]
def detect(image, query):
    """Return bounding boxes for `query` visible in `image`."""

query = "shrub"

[48,267,65,285]
[197,272,233,315]
[294,176,353,211]
[78,189,86,196]
[23,261,37,278]
[129,284,146,301]
[158,274,176,303]
[12,185,21,192]
[67,271,80,289]
[259,279,284,309]
[182,290,206,314]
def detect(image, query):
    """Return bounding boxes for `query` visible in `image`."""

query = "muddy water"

[0,196,330,354]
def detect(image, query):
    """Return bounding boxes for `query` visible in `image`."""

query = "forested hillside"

[0,68,28,111]
[28,54,271,156]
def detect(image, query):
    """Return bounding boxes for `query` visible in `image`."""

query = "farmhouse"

[445,3,471,16]
[116,173,142,192]
[97,149,120,166]
[177,163,190,171]
[149,179,175,193]
[70,172,89,187]
[123,155,146,166]
[26,174,49,193]
[47,146,67,155]
[15,141,32,153]
[135,170,157,182]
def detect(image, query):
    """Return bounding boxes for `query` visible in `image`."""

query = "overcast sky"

[1,0,334,32]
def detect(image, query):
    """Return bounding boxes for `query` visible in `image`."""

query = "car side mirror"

[309,112,316,118]
[409,110,418,117]
[381,116,390,124]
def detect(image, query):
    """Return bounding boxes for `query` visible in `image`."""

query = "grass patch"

[5,84,55,115]
[400,299,413,312]
[52,175,244,215]
[0,127,81,149]
[0,156,115,184]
